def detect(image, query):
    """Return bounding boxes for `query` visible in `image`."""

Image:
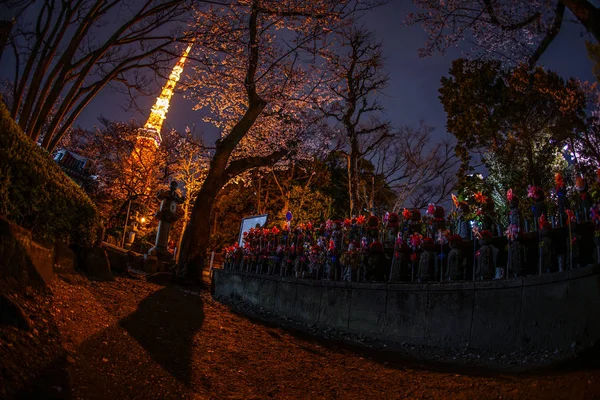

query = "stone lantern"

[148,181,185,260]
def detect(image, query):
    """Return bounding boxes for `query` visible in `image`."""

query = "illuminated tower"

[139,44,193,146]
[126,44,192,211]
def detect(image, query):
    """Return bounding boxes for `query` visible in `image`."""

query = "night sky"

[43,2,598,145]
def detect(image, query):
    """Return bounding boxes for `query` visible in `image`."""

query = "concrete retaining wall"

[213,266,600,352]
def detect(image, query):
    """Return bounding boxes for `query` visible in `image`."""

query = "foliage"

[408,0,600,67]
[440,59,587,193]
[208,158,337,251]
[252,160,337,224]
[0,97,100,245]
[209,183,256,252]
[484,137,568,224]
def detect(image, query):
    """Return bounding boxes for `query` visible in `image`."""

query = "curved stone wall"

[213,265,600,352]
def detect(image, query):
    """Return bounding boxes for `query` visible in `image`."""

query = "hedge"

[0,98,100,246]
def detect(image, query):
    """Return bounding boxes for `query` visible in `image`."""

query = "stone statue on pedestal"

[507,189,525,277]
[446,235,466,281]
[531,187,547,231]
[575,177,591,222]
[555,173,568,226]
[539,218,555,273]
[417,238,435,282]
[456,202,470,240]
[148,181,184,260]
[475,231,495,280]
[591,201,600,264]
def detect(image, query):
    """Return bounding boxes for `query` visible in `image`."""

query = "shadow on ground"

[118,285,205,385]
[11,282,205,399]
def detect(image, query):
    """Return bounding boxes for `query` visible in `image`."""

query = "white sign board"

[238,214,268,247]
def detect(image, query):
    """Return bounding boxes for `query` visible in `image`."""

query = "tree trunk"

[178,170,224,279]
[212,210,219,236]
[175,198,191,263]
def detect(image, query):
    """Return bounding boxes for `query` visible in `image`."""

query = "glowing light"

[141,217,146,223]
[142,44,193,146]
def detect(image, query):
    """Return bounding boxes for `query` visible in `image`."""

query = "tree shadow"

[118,285,205,385]
[8,280,205,399]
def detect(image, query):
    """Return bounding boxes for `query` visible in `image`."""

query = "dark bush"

[0,99,100,246]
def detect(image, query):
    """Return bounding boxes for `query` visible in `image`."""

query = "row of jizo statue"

[223,176,600,283]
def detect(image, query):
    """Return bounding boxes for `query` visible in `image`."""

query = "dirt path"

[3,272,600,399]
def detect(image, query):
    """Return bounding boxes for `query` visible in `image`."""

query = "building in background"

[54,149,95,189]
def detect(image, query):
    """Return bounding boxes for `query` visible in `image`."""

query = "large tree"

[320,26,390,216]
[408,0,600,66]
[2,0,192,151]
[439,58,587,194]
[178,0,378,275]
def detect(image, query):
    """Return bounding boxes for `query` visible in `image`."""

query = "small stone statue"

[389,233,405,282]
[426,205,446,238]
[475,230,495,280]
[591,201,600,264]
[456,202,471,240]
[506,189,525,277]
[366,216,379,241]
[575,176,591,222]
[385,212,400,247]
[341,241,360,281]
[446,234,466,281]
[539,216,555,273]
[555,173,569,226]
[367,241,386,281]
[324,238,336,280]
[417,237,436,282]
[530,186,547,231]
[408,209,422,239]
[569,220,582,269]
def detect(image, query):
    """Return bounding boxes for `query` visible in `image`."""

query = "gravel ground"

[1,269,599,400]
